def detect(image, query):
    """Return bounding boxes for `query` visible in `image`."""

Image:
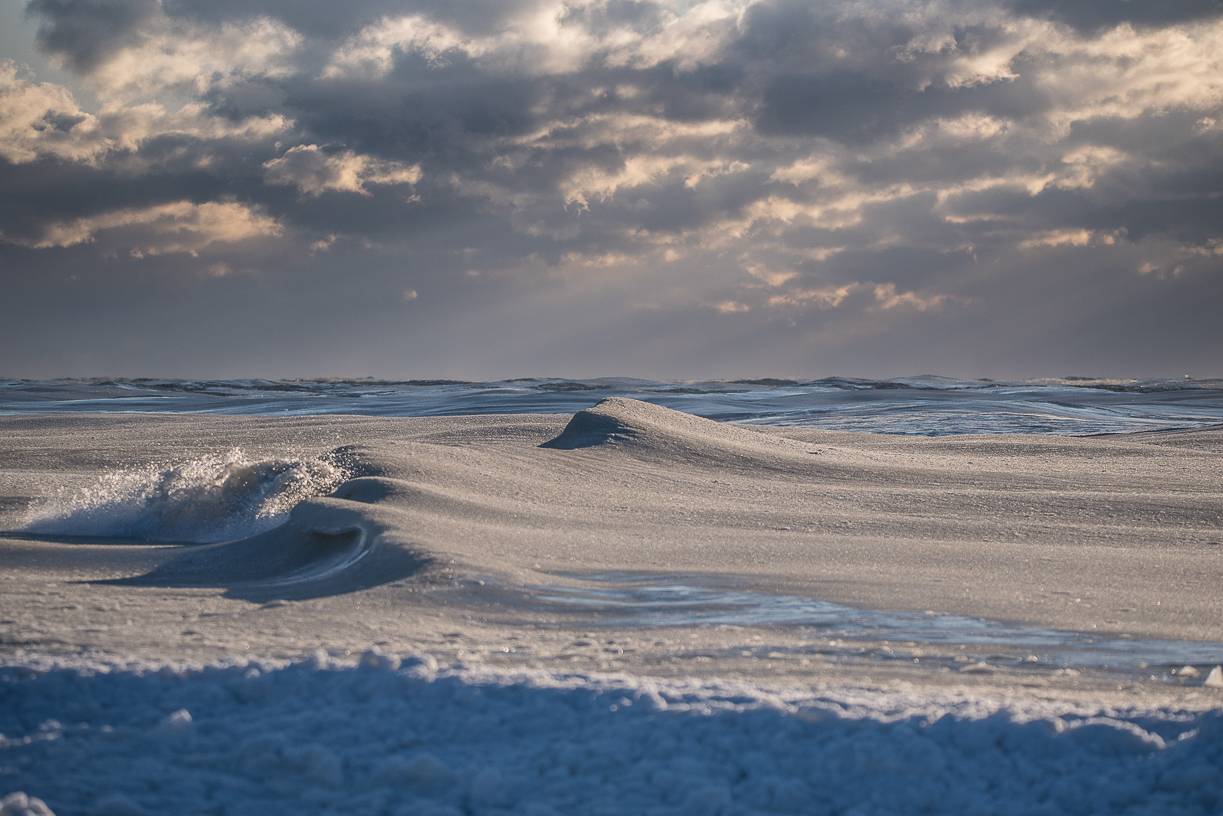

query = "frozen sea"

[3,374,1223,435]
[2,382,1222,815]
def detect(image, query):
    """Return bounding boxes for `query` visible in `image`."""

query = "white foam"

[23,449,348,543]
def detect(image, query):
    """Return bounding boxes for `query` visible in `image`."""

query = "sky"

[1,0,1221,379]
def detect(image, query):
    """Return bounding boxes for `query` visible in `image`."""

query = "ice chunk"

[160,709,192,731]
[0,793,55,816]
[358,648,399,671]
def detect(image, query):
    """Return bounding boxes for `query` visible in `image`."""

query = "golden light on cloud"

[264,145,422,197]
[29,201,282,255]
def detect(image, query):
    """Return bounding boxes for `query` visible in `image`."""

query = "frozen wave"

[22,449,349,543]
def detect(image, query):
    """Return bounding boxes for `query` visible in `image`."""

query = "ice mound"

[543,397,799,454]
[23,449,350,543]
[541,397,644,448]
[541,397,838,478]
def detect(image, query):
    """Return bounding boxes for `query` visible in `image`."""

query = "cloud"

[765,284,858,310]
[712,298,750,313]
[0,60,108,162]
[2,0,1221,376]
[1006,0,1223,32]
[870,282,962,312]
[263,144,421,196]
[1018,227,1120,249]
[19,200,282,254]
[0,60,294,168]
[26,1,302,101]
[160,0,537,39]
[92,17,302,101]
[756,280,964,313]
[322,15,482,78]
[27,0,161,72]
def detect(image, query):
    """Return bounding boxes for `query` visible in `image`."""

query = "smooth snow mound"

[22,449,350,543]
[542,397,805,458]
[1,658,1220,815]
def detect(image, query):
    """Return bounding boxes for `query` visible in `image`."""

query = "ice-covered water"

[535,574,1223,672]
[3,375,1223,435]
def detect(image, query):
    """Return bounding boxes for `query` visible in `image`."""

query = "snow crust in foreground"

[2,653,1221,816]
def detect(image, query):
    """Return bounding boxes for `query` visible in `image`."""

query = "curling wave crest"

[23,449,349,543]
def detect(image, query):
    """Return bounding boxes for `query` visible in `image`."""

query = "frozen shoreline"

[2,401,1222,813]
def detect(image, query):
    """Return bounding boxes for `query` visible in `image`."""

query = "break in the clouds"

[1,0,1221,377]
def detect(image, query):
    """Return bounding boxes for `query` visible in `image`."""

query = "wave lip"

[23,449,350,544]
[121,492,431,600]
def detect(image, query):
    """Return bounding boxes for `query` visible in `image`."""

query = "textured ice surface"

[3,405,1222,815]
[1,656,1221,816]
[533,574,1223,671]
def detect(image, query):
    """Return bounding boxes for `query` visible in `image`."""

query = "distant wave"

[23,449,350,543]
[2,375,1222,435]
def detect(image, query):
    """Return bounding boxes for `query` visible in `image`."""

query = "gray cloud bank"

[1,0,1221,378]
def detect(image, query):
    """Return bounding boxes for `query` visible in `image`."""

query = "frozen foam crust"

[2,655,1222,816]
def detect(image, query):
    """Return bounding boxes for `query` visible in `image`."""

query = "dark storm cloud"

[750,71,1048,142]
[935,127,1223,244]
[292,60,545,160]
[732,5,1057,140]
[2,0,1221,377]
[162,0,540,38]
[1007,0,1223,31]
[26,0,159,72]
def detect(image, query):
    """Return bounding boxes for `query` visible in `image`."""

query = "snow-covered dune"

[33,398,1215,642]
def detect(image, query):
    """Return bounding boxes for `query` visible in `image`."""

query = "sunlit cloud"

[264,145,422,197]
[90,17,302,101]
[22,200,282,255]
[323,15,481,78]
[0,60,107,163]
